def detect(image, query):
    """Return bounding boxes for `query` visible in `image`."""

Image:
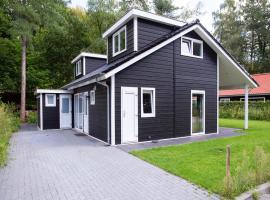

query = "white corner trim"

[104,25,200,79]
[40,94,43,130]
[181,36,203,59]
[35,89,73,94]
[111,75,116,145]
[83,57,86,75]
[244,84,249,129]
[141,87,156,118]
[71,52,107,64]
[134,17,138,51]
[112,26,127,57]
[217,55,220,134]
[102,9,185,38]
[45,94,56,107]
[190,90,205,135]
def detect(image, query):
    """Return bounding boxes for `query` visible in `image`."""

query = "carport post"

[244,84,249,129]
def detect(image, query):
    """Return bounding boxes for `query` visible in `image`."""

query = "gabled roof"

[220,73,270,96]
[62,20,258,90]
[102,9,186,38]
[71,52,107,64]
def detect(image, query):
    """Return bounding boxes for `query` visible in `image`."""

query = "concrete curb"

[235,182,270,200]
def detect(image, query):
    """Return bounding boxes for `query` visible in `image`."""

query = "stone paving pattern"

[0,126,219,200]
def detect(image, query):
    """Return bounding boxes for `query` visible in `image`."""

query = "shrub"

[220,101,270,121]
[222,147,270,199]
[0,102,20,166]
[27,111,37,124]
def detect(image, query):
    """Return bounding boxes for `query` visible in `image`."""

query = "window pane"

[120,30,126,51]
[114,34,119,53]
[192,94,203,133]
[193,42,202,57]
[181,39,191,55]
[47,95,54,104]
[143,92,152,114]
[62,98,69,113]
[79,98,83,113]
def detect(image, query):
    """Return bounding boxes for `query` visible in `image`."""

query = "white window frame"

[181,36,203,59]
[220,98,230,102]
[75,60,82,76]
[45,94,56,107]
[191,90,205,135]
[112,26,127,57]
[141,87,156,118]
[90,90,95,105]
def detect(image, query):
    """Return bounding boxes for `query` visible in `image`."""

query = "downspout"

[96,81,110,144]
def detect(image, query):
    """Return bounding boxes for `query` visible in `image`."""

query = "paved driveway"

[0,127,219,200]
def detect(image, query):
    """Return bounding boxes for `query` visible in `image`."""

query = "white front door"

[60,94,72,129]
[121,87,138,143]
[83,92,89,133]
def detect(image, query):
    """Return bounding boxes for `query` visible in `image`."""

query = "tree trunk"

[20,35,27,122]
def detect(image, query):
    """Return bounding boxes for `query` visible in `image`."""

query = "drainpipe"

[96,81,110,144]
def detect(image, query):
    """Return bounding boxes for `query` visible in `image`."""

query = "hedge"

[219,101,270,121]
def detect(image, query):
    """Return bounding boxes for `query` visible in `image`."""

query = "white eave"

[35,89,73,94]
[71,52,107,64]
[102,9,186,38]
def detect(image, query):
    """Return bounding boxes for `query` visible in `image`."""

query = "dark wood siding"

[115,43,174,144]
[114,31,217,144]
[174,31,217,136]
[137,18,176,50]
[85,57,106,74]
[74,83,109,143]
[108,19,134,63]
[42,94,60,129]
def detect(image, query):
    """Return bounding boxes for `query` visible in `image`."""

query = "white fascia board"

[71,52,107,64]
[35,89,73,94]
[103,24,257,89]
[102,9,185,38]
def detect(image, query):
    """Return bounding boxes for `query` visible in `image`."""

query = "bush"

[222,147,270,199]
[0,102,20,166]
[220,101,270,121]
[27,111,37,124]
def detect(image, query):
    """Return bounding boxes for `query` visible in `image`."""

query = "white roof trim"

[35,89,73,94]
[102,9,185,38]
[71,52,107,64]
[103,24,257,88]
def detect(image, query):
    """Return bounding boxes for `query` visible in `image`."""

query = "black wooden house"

[36,9,258,145]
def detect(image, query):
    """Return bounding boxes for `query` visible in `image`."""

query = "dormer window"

[112,26,126,56]
[75,60,82,76]
[181,37,203,58]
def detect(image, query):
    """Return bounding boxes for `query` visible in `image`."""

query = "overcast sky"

[69,0,224,32]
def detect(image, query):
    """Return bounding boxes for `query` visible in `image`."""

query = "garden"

[132,102,270,199]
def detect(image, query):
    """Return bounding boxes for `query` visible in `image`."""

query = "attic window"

[181,37,203,58]
[75,60,82,76]
[112,26,126,56]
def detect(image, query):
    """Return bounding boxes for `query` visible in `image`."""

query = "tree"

[213,0,246,64]
[119,0,149,12]
[153,0,178,18]
[213,0,270,73]
[8,0,67,121]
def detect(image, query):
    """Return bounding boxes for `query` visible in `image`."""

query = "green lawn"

[131,119,270,196]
